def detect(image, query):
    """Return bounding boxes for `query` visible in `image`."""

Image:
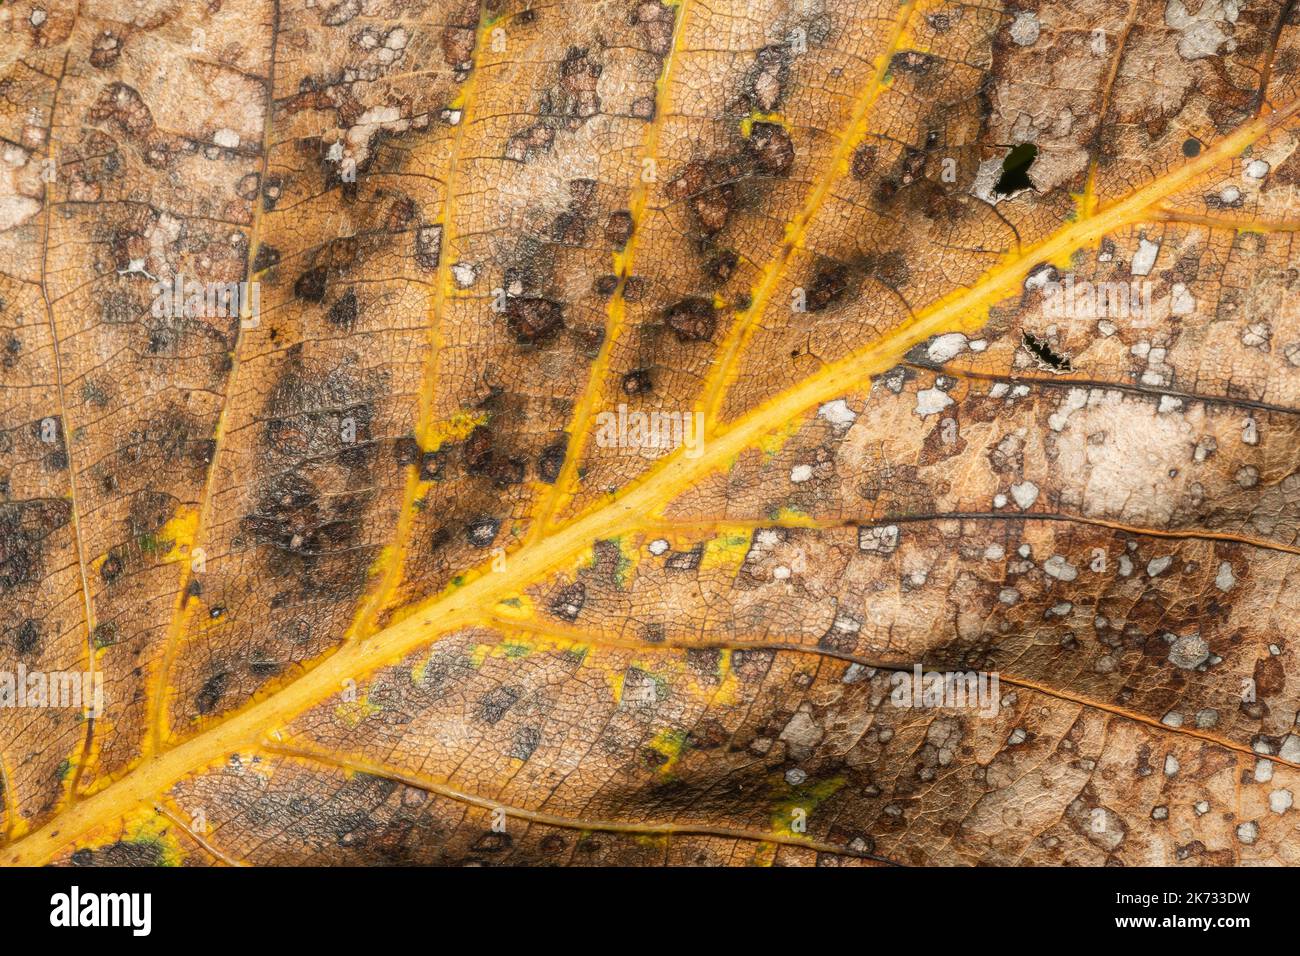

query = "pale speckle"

[914,387,954,417]
[842,663,868,683]
[1215,561,1235,591]
[1010,481,1039,510]
[1131,238,1160,276]
[1236,821,1258,845]
[648,539,669,556]
[1242,322,1271,349]
[1168,633,1209,669]
[1049,388,1088,432]
[1043,555,1077,581]
[452,262,478,287]
[858,524,899,554]
[926,332,968,364]
[1170,283,1196,315]
[1010,11,1040,45]
[1270,789,1293,814]
[817,399,856,430]
[790,464,813,483]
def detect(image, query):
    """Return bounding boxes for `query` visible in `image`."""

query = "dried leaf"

[2,0,1300,867]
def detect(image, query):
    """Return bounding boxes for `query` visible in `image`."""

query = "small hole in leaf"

[1021,331,1073,372]
[995,143,1038,196]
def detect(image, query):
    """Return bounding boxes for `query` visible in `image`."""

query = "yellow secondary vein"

[343,5,491,644]
[700,0,919,431]
[37,52,100,808]
[148,23,284,756]
[527,0,692,542]
[4,90,1295,868]
[263,743,883,860]
[479,617,1300,772]
[1079,0,1138,219]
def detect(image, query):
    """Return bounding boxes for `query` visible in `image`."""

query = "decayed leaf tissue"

[0,0,1298,868]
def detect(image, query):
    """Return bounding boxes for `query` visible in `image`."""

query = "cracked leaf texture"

[2,0,1300,866]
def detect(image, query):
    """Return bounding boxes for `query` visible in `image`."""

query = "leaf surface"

[2,0,1300,866]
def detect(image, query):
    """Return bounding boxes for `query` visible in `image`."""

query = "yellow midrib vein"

[5,85,1295,868]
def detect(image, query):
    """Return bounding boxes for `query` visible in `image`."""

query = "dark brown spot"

[441,24,476,68]
[195,672,228,715]
[605,210,634,248]
[746,122,794,177]
[622,368,652,395]
[294,267,329,303]
[100,552,124,583]
[419,451,444,482]
[745,45,790,112]
[326,289,358,328]
[633,1,675,56]
[549,582,586,621]
[704,248,738,283]
[663,296,717,342]
[505,297,564,344]
[805,263,850,312]
[463,425,495,475]
[252,244,281,272]
[13,618,39,655]
[394,436,421,466]
[559,47,602,118]
[415,226,442,270]
[538,437,567,483]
